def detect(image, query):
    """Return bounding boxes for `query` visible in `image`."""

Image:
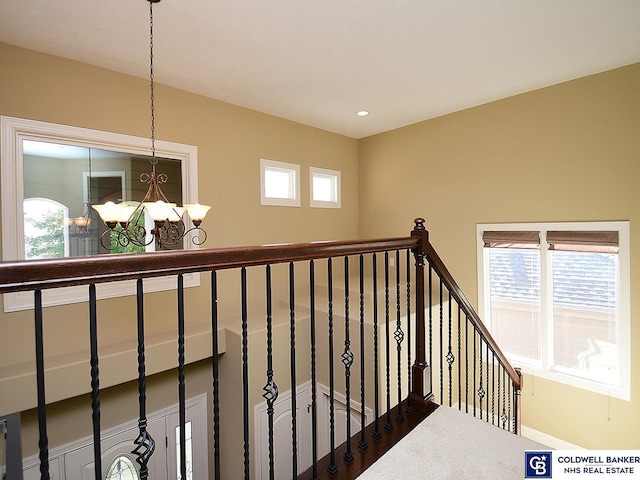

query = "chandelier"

[93,0,210,250]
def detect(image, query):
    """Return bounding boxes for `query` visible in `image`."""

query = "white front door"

[64,417,167,480]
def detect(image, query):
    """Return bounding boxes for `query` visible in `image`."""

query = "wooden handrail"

[0,237,418,293]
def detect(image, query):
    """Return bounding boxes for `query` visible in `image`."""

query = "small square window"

[260,158,300,207]
[310,167,341,208]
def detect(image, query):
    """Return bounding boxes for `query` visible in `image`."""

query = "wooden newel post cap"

[413,218,426,231]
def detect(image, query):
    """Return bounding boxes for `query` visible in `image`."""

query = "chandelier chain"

[149,1,157,167]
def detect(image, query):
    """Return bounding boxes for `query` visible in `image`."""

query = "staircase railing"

[416,219,523,433]
[0,218,521,480]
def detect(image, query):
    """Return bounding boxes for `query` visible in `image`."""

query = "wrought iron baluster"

[465,313,469,414]
[446,290,453,407]
[342,257,355,462]
[508,377,513,433]
[309,261,319,478]
[327,258,338,475]
[384,252,392,431]
[177,275,187,480]
[358,255,368,451]
[486,342,490,423]
[405,249,413,414]
[34,290,50,480]
[457,304,461,410]
[394,250,404,422]
[501,365,508,430]
[289,262,298,476]
[478,332,484,420]
[89,284,103,480]
[439,277,443,405]
[132,280,154,479]
[241,268,250,480]
[472,323,476,417]
[263,266,279,480]
[428,263,433,397]
[372,254,381,441]
[211,272,221,479]
[492,351,496,426]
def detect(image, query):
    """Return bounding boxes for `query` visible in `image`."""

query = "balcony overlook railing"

[0,218,521,480]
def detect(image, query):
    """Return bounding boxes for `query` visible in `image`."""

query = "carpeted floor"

[355,406,547,479]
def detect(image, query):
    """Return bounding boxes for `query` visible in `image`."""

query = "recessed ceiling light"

[356,110,369,117]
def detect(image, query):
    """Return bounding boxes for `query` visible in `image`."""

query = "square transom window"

[260,158,300,207]
[310,167,341,208]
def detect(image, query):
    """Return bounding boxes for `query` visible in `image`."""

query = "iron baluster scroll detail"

[394,250,404,422]
[342,256,354,463]
[132,425,156,478]
[263,265,279,480]
[133,279,155,479]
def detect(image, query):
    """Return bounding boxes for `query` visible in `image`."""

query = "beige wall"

[0,40,358,440]
[358,63,640,448]
[3,38,640,456]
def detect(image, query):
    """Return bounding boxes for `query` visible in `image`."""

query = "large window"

[477,222,630,400]
[1,116,202,312]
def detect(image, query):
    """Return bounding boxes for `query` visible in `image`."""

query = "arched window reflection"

[105,455,140,480]
[23,197,69,259]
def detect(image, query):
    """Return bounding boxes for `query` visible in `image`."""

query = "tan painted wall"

[358,63,640,448]
[0,41,359,466]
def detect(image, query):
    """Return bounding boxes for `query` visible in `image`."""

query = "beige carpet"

[356,406,547,480]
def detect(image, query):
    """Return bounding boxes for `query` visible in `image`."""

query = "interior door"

[256,388,311,480]
[63,417,167,480]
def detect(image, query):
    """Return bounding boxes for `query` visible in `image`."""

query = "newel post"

[409,218,433,410]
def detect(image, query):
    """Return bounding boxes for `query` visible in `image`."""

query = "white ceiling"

[1,0,639,139]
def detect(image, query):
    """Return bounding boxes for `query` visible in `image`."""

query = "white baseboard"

[521,425,584,450]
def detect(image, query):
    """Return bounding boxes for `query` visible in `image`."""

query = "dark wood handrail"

[0,237,418,293]
[424,243,522,391]
[0,221,522,427]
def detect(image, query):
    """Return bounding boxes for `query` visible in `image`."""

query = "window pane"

[552,251,618,385]
[176,421,193,480]
[312,174,335,202]
[488,248,541,364]
[24,198,68,259]
[264,168,294,199]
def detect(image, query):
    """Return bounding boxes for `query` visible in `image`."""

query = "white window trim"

[309,166,341,209]
[260,158,300,207]
[1,116,202,312]
[477,221,631,401]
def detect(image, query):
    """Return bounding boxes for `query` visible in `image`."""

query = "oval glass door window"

[105,456,140,480]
